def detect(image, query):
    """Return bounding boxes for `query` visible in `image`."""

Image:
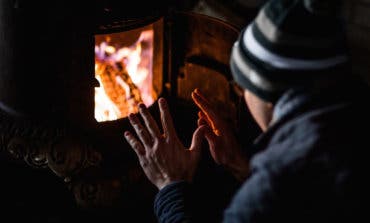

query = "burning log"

[115,62,143,107]
[95,61,143,119]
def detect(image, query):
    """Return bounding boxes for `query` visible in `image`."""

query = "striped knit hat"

[230,0,349,102]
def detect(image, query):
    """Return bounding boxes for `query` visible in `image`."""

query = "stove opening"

[94,19,163,122]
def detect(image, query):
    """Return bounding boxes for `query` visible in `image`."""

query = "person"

[124,0,370,222]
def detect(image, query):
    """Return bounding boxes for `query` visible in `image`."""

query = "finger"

[197,117,208,126]
[193,125,221,164]
[128,113,153,147]
[190,125,207,152]
[192,89,216,119]
[193,93,221,136]
[189,125,208,165]
[199,111,221,136]
[124,131,145,156]
[158,98,178,139]
[193,88,208,101]
[204,129,222,164]
[138,103,161,139]
[191,89,219,133]
[198,111,212,126]
[202,124,218,145]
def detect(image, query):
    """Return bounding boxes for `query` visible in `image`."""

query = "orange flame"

[94,29,155,122]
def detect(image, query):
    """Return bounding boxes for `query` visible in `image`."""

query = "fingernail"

[128,113,135,121]
[139,103,146,110]
[159,98,166,107]
[124,131,130,137]
[191,92,197,100]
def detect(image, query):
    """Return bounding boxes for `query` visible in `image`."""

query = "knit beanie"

[230,0,349,102]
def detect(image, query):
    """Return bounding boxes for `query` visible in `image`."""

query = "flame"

[94,29,156,122]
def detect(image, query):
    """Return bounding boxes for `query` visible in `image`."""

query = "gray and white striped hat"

[230,0,349,102]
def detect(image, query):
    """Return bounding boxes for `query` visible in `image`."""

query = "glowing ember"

[94,29,156,122]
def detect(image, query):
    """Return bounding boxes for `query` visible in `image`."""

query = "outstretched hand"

[124,98,207,190]
[191,89,250,181]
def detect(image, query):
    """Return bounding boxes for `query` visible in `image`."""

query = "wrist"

[157,180,174,190]
[226,156,250,182]
[157,180,188,191]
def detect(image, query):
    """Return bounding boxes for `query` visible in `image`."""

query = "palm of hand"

[192,89,250,181]
[124,98,205,190]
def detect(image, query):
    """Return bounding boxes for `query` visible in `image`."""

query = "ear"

[265,101,274,125]
[267,101,274,109]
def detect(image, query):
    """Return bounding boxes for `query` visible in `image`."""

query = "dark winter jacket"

[154,84,370,223]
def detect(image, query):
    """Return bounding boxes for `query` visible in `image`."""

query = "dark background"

[2,0,369,222]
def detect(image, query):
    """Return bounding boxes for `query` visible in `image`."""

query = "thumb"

[202,124,218,150]
[189,125,208,157]
[201,125,221,164]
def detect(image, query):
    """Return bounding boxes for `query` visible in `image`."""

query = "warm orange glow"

[94,29,156,122]
[191,89,221,136]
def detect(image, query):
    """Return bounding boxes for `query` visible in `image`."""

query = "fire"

[94,29,156,122]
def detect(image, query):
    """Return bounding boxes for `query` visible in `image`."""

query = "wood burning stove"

[0,1,257,220]
[94,18,164,122]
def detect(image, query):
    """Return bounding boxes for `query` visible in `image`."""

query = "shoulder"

[223,93,370,222]
[223,167,275,223]
[252,101,368,172]
[224,101,369,221]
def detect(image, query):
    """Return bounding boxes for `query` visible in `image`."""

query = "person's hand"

[191,88,250,181]
[124,98,206,190]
